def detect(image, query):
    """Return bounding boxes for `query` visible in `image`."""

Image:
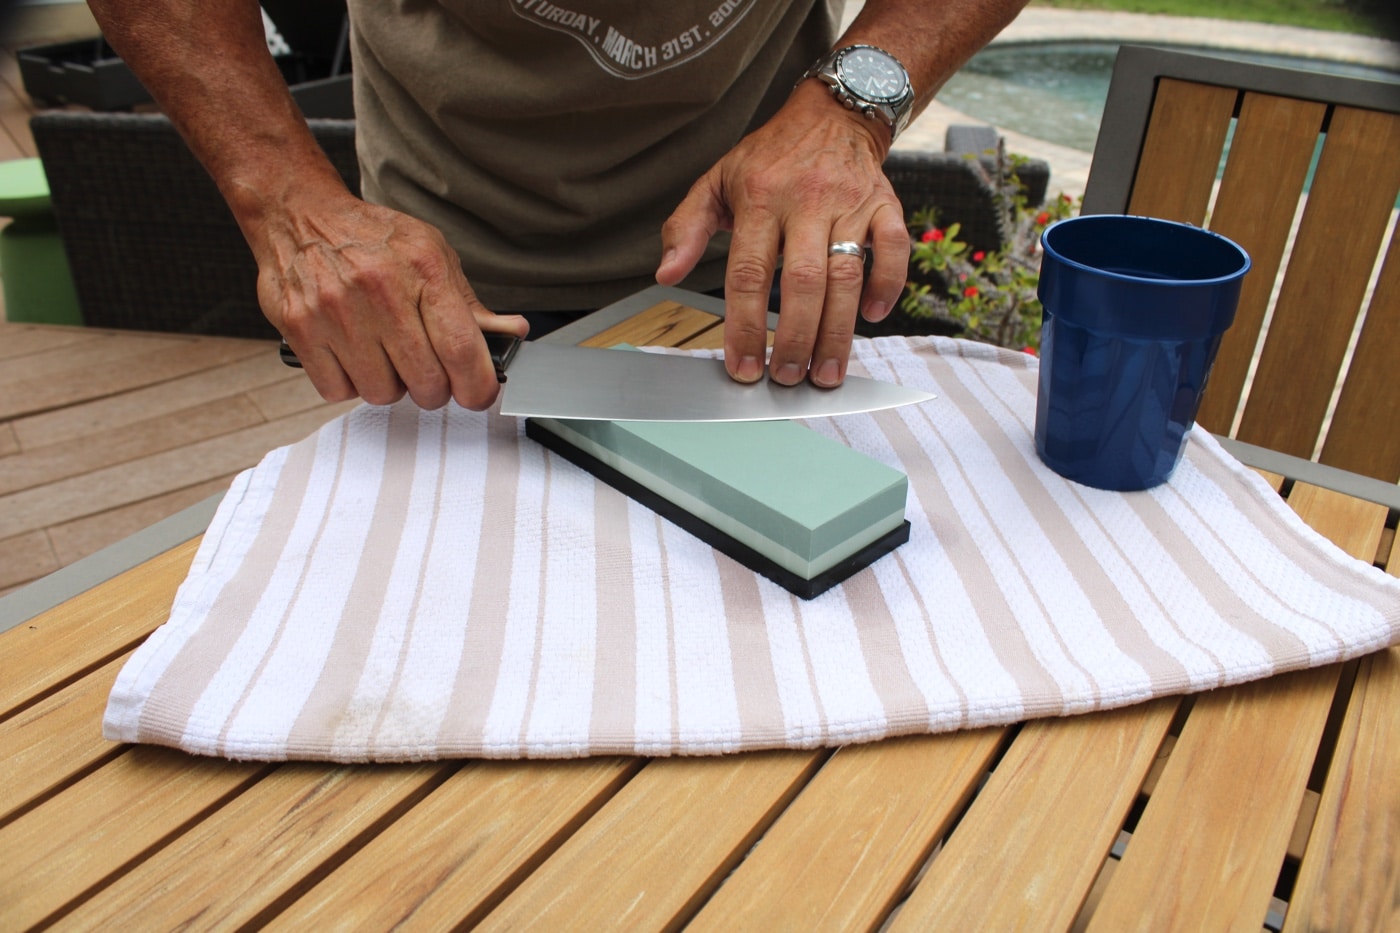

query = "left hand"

[656,79,909,387]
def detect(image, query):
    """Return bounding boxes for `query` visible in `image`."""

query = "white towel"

[104,337,1400,761]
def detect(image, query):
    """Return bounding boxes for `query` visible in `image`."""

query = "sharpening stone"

[526,416,911,599]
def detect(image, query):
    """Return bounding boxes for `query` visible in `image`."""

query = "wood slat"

[1086,665,1340,931]
[0,333,269,420]
[579,300,722,349]
[0,402,355,540]
[480,751,824,929]
[894,701,1177,931]
[1126,78,1236,224]
[269,759,640,930]
[1196,92,1325,435]
[690,729,1005,931]
[1285,646,1400,932]
[10,347,301,449]
[0,747,269,930]
[0,527,58,590]
[0,650,131,822]
[0,322,99,360]
[1085,483,1388,930]
[1235,107,1400,459]
[46,473,234,569]
[0,421,19,456]
[57,762,453,930]
[1321,209,1400,481]
[0,537,198,717]
[0,395,264,496]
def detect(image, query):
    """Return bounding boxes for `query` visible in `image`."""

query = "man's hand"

[656,79,909,388]
[256,189,529,411]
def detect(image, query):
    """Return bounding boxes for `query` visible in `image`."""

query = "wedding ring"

[828,240,866,259]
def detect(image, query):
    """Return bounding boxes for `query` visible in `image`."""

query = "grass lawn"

[1029,0,1387,36]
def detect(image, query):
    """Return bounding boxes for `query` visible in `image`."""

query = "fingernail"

[813,358,841,387]
[776,362,803,385]
[736,355,762,382]
[865,300,890,322]
[660,247,677,268]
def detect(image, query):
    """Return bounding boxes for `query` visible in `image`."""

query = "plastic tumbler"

[1035,215,1251,491]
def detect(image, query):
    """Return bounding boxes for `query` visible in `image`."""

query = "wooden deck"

[0,324,357,597]
[0,24,353,597]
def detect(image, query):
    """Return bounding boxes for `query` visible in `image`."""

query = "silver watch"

[802,44,915,139]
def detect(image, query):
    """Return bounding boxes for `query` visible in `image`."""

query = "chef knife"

[278,335,933,422]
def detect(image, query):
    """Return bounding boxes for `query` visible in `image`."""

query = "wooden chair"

[1081,45,1400,507]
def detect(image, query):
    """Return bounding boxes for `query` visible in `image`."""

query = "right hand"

[255,189,528,411]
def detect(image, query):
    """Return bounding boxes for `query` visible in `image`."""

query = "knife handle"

[279,334,522,384]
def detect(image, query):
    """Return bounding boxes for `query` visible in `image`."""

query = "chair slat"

[1235,106,1400,458]
[689,730,1004,932]
[481,752,824,929]
[1197,93,1326,434]
[1085,484,1387,930]
[891,701,1177,931]
[1321,210,1400,481]
[1087,665,1340,930]
[264,759,639,931]
[59,761,452,930]
[1284,648,1400,932]
[1126,78,1236,223]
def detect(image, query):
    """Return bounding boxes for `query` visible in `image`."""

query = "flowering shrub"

[902,166,1080,353]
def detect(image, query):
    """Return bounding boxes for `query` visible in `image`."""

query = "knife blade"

[278,335,934,422]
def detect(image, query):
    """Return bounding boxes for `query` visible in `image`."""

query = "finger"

[657,170,728,287]
[862,202,910,324]
[419,270,508,411]
[770,221,832,386]
[343,342,408,407]
[290,340,359,403]
[722,214,781,384]
[809,235,867,388]
[477,310,530,338]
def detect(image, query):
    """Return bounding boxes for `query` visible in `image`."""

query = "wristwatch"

[801,44,915,140]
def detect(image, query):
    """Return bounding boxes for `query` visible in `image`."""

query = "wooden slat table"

[2,291,1398,931]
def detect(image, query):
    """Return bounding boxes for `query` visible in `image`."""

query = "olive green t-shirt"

[346,0,842,311]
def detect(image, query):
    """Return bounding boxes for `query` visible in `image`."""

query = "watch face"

[837,47,908,103]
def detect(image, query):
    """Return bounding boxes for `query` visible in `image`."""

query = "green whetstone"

[526,415,910,599]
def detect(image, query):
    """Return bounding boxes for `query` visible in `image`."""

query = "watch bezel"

[833,45,910,105]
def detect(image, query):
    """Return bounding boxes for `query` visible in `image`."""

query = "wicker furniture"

[31,112,358,340]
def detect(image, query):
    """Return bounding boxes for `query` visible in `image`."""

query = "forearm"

[85,0,352,250]
[838,0,1030,114]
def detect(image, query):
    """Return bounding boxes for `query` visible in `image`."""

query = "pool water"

[937,41,1400,152]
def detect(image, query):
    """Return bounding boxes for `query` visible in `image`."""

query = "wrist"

[787,78,894,159]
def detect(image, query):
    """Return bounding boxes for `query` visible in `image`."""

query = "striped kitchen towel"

[104,336,1400,761]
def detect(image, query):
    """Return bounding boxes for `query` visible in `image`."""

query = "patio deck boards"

[0,322,355,596]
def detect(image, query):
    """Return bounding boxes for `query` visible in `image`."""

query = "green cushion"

[0,158,53,217]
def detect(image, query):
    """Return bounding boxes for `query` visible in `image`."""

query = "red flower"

[921,228,944,243]
[963,286,980,297]
[971,250,986,262]
[1035,211,1051,225]
[1022,346,1038,356]
[1061,193,1074,203]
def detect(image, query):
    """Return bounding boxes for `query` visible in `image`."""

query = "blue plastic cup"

[1034,215,1251,491]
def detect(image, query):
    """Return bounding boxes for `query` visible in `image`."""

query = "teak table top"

[2,290,1397,931]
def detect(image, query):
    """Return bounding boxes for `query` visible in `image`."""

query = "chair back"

[1082,45,1400,483]
[31,112,359,340]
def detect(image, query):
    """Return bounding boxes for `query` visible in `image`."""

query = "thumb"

[656,170,729,286]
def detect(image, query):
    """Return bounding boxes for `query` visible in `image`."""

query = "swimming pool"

[937,41,1400,152]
